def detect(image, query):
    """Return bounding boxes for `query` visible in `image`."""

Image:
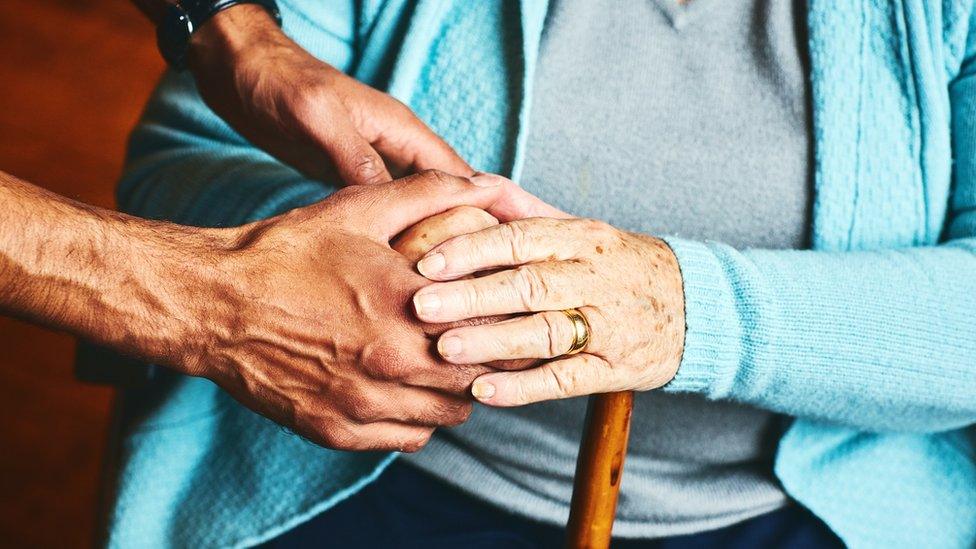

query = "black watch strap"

[157,0,282,70]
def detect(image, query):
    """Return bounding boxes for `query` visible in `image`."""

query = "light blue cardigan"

[108,1,976,547]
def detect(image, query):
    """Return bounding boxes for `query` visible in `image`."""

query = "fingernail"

[413,292,442,316]
[417,253,446,277]
[470,173,501,187]
[438,336,463,358]
[471,381,496,400]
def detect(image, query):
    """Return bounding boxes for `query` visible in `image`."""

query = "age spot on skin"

[595,246,604,254]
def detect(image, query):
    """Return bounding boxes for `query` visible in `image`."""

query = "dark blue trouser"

[263,462,843,548]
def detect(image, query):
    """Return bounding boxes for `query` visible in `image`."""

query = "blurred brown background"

[0,1,163,546]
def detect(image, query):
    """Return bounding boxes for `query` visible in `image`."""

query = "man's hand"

[189,172,517,451]
[185,5,472,184]
[208,181,556,451]
[0,169,513,452]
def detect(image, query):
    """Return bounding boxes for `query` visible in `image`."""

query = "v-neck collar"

[652,0,716,30]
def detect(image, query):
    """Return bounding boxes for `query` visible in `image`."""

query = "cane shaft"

[566,391,634,549]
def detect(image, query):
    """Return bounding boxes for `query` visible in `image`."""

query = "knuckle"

[548,366,579,399]
[342,391,379,423]
[585,307,613,351]
[398,429,434,453]
[439,363,487,395]
[539,312,567,357]
[351,151,386,184]
[577,218,615,240]
[385,95,409,112]
[501,221,531,263]
[431,399,473,427]
[514,266,549,308]
[327,184,372,216]
[418,168,450,187]
[321,422,358,450]
[416,168,468,194]
[457,283,488,316]
[513,379,533,406]
[364,345,409,381]
[332,183,368,201]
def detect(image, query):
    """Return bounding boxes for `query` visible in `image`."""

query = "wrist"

[185,3,282,76]
[118,222,247,377]
[63,212,246,378]
[0,173,247,378]
[633,233,686,386]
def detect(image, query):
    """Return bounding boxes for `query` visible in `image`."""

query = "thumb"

[470,173,573,221]
[356,171,506,241]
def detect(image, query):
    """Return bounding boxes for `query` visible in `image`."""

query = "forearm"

[0,170,236,371]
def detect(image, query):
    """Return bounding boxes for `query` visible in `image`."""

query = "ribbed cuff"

[659,237,743,398]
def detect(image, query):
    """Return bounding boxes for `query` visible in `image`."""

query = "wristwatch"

[156,0,282,70]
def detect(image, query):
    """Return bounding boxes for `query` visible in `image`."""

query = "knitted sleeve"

[660,8,976,433]
[661,61,976,433]
[661,233,976,433]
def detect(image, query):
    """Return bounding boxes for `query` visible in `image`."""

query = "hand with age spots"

[410,205,686,407]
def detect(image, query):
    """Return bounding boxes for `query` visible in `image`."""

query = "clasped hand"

[197,172,683,453]
[175,8,685,453]
[412,190,685,407]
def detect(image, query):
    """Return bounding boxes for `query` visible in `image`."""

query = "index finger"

[344,170,505,241]
[417,218,594,281]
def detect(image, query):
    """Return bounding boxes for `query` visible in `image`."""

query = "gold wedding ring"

[561,308,591,356]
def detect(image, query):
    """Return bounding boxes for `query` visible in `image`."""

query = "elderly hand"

[186,5,470,184]
[410,217,686,406]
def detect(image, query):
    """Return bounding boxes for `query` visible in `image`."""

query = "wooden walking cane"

[566,391,634,548]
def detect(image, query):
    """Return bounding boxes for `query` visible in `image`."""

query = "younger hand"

[188,5,471,184]
[193,172,506,451]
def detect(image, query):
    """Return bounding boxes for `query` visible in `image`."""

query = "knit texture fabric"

[405,0,813,536]
[107,0,976,547]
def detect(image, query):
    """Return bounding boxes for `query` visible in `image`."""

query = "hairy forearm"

[0,171,236,371]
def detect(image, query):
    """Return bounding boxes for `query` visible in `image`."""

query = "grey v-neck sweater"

[405,0,811,537]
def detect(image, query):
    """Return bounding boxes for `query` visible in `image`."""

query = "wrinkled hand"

[194,172,511,452]
[187,5,470,184]
[411,217,686,406]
